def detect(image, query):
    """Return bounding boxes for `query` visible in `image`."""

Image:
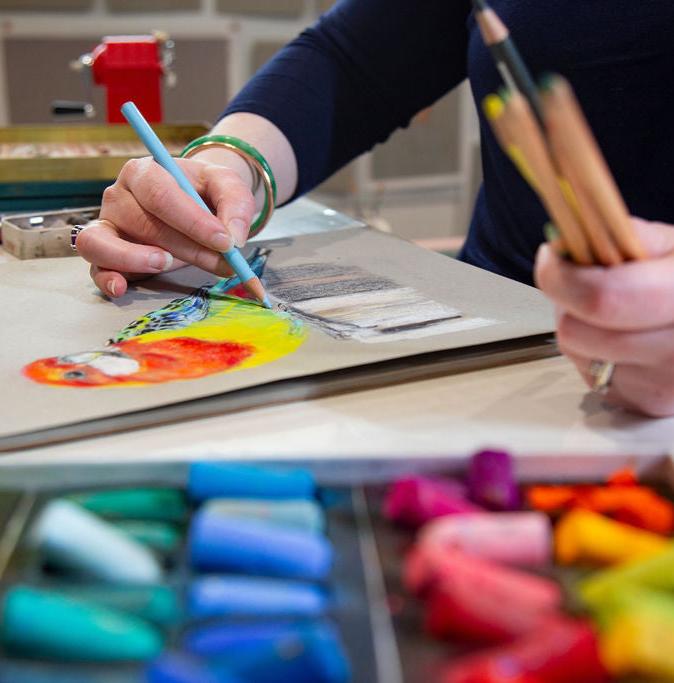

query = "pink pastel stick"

[404,545,562,643]
[383,476,482,529]
[419,512,552,567]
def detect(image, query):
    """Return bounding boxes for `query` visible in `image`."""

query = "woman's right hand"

[75,156,256,298]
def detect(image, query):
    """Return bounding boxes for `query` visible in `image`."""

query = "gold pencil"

[499,90,594,264]
[539,75,645,261]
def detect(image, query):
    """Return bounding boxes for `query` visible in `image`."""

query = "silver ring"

[70,223,93,252]
[70,218,114,252]
[589,359,615,395]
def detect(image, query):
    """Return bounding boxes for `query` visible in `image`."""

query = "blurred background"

[0,0,481,251]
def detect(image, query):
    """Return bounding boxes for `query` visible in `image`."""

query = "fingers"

[76,220,174,274]
[568,352,674,418]
[535,241,674,331]
[632,216,674,258]
[90,265,128,298]
[203,164,256,247]
[90,257,188,299]
[556,311,674,366]
[98,201,233,277]
[117,157,254,251]
[539,216,674,416]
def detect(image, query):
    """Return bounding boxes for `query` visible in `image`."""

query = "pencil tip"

[261,295,272,310]
[472,0,489,10]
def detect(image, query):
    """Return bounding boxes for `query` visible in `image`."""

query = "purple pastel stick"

[383,476,482,529]
[467,450,521,511]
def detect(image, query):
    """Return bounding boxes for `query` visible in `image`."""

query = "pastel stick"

[189,512,332,580]
[30,499,162,584]
[188,576,328,619]
[0,585,163,662]
[188,463,315,501]
[68,488,188,522]
[182,621,351,683]
[201,498,325,533]
[53,584,180,625]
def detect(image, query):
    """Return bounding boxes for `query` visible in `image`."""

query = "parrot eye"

[64,370,86,379]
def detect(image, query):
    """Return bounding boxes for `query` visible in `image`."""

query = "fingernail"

[228,219,248,248]
[211,232,232,253]
[108,280,117,297]
[148,251,173,271]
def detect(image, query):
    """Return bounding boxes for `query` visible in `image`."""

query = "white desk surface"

[3,355,674,469]
[2,200,674,468]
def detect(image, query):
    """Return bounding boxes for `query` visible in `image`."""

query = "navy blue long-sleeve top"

[223,1,674,285]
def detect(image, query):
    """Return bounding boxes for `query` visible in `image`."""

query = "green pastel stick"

[1,585,163,661]
[112,520,182,553]
[51,584,180,626]
[68,488,188,522]
[581,543,674,609]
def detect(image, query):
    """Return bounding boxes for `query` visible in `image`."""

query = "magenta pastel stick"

[383,476,482,529]
[419,512,552,567]
[404,545,561,642]
[467,450,521,511]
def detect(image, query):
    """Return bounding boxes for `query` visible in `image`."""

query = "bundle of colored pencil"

[474,0,645,266]
[483,79,645,265]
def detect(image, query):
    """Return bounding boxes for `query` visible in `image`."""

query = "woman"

[75,0,674,417]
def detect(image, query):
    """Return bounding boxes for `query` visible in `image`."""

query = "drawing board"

[0,227,556,446]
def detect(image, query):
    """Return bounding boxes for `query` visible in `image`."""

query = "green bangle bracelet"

[180,134,277,237]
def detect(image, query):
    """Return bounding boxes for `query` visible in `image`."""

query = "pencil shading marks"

[265,263,395,302]
[22,250,307,388]
[268,263,496,343]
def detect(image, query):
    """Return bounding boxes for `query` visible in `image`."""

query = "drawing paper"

[0,227,555,442]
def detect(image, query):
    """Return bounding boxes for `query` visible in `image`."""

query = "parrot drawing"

[23,249,307,388]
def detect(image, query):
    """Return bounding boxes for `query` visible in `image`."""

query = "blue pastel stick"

[183,622,351,683]
[202,498,325,533]
[120,102,271,309]
[187,462,315,501]
[184,621,302,656]
[188,576,328,619]
[146,652,241,683]
[189,513,332,579]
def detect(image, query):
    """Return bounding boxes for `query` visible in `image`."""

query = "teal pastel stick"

[1,585,163,661]
[53,584,180,625]
[120,102,270,308]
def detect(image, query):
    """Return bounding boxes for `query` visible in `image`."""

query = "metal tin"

[0,123,209,211]
[2,206,99,259]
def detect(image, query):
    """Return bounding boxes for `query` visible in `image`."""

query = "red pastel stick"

[405,545,561,643]
[442,617,609,683]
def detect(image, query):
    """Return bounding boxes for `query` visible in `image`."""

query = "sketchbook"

[0,227,556,450]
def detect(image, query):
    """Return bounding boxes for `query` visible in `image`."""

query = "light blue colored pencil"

[121,101,271,308]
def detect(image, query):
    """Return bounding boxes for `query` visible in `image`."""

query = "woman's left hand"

[535,217,674,417]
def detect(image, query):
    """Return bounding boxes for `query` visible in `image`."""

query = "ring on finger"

[70,217,117,252]
[589,359,616,396]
